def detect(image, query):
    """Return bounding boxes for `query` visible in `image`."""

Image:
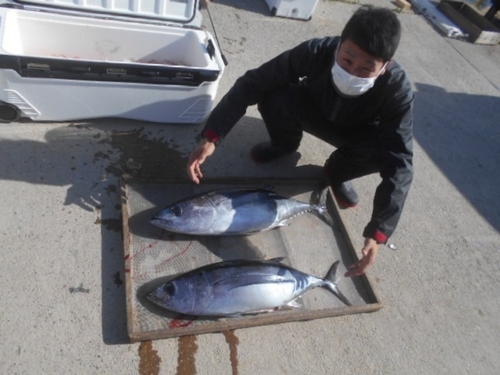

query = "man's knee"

[326,146,382,181]
[258,88,292,118]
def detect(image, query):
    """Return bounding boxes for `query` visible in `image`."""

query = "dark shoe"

[331,181,359,208]
[250,142,296,163]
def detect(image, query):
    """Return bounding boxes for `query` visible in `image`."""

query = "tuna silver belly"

[150,188,326,235]
[146,258,351,317]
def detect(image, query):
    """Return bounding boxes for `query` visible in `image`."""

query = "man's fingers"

[345,265,367,278]
[192,164,202,184]
[186,149,206,183]
[345,257,371,277]
[345,265,364,277]
[345,270,359,277]
[195,163,203,178]
[348,261,361,269]
[187,161,201,184]
[187,168,199,184]
[186,140,216,184]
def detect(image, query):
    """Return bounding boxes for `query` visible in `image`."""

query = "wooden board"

[121,178,382,341]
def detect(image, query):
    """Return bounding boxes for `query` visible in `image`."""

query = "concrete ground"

[1,0,499,374]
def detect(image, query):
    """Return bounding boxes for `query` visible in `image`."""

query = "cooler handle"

[207,39,228,66]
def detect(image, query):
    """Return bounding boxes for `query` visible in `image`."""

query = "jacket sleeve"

[202,38,334,141]
[363,75,414,243]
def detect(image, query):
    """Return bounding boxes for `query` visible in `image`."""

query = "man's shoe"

[250,142,296,163]
[331,181,359,208]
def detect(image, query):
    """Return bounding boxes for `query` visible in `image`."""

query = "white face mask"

[331,54,388,97]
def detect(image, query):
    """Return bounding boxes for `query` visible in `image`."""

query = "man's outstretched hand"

[345,237,381,277]
[186,139,216,184]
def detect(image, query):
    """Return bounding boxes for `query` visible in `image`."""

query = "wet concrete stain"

[112,271,123,287]
[104,184,117,194]
[176,335,198,375]
[138,341,161,375]
[223,330,240,375]
[101,127,187,179]
[69,283,90,293]
[93,151,110,161]
[94,217,122,232]
[105,164,124,177]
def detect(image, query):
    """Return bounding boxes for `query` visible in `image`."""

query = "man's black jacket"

[202,36,414,243]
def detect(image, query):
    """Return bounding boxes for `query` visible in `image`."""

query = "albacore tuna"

[150,188,327,235]
[146,258,351,317]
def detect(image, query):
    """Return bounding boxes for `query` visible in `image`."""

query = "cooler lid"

[12,0,199,24]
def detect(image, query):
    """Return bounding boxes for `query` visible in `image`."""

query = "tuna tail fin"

[322,261,352,306]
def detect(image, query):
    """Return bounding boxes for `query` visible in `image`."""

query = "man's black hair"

[340,6,401,61]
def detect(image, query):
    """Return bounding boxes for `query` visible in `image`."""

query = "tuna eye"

[171,205,182,217]
[165,283,176,296]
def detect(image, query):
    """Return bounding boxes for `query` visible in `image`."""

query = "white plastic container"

[0,0,225,123]
[264,0,319,20]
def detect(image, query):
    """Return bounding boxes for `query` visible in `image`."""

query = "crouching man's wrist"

[371,229,388,245]
[202,129,221,146]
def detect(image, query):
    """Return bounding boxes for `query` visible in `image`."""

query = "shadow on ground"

[413,82,500,232]
[0,119,198,344]
[0,115,324,345]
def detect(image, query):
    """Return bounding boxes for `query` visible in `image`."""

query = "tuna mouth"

[150,216,166,227]
[150,217,177,232]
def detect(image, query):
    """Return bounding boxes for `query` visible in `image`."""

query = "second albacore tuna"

[147,258,351,317]
[150,188,327,235]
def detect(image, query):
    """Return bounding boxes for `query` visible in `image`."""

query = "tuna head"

[147,273,213,316]
[150,198,218,234]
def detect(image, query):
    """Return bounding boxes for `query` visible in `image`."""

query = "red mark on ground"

[156,241,193,269]
[127,236,163,280]
[132,240,194,280]
[169,318,195,329]
[130,239,161,261]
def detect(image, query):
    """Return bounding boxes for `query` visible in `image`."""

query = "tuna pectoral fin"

[286,298,302,308]
[313,204,335,228]
[276,219,290,228]
[323,261,352,306]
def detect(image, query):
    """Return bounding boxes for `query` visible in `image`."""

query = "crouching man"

[186,6,414,277]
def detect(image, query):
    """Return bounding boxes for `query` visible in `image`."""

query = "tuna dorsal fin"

[268,257,286,263]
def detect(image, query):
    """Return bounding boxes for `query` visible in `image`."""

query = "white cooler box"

[0,0,226,123]
[265,0,319,20]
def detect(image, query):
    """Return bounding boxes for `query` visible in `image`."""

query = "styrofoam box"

[265,0,319,20]
[0,5,225,123]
